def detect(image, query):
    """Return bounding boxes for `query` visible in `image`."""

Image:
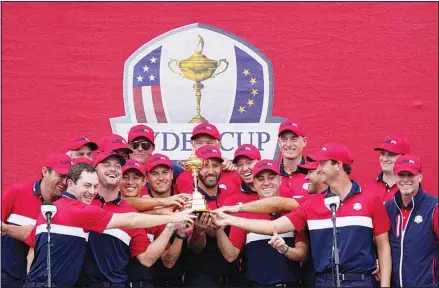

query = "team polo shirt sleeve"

[285,201,310,232]
[228,220,247,251]
[370,195,391,236]
[130,228,151,257]
[74,203,114,233]
[433,205,438,239]
[1,184,19,222]
[294,230,308,244]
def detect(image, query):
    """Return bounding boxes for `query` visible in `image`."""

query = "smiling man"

[384,155,438,287]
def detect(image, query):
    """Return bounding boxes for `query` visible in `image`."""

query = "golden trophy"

[177,151,211,213]
[168,35,229,123]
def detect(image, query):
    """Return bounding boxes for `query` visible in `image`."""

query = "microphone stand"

[46,213,52,288]
[331,208,341,288]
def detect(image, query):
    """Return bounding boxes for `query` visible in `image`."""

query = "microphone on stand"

[41,200,57,288]
[324,192,341,288]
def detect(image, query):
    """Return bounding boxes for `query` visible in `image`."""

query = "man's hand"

[211,210,230,228]
[1,222,9,236]
[175,221,194,236]
[194,212,211,234]
[221,158,235,172]
[163,194,192,209]
[171,209,197,225]
[268,228,288,254]
[372,260,380,281]
[215,205,239,215]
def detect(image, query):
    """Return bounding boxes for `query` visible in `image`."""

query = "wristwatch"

[236,202,244,213]
[173,231,188,240]
[166,223,176,231]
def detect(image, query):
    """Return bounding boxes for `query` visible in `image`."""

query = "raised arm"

[217,196,299,215]
[137,224,175,267]
[124,194,188,212]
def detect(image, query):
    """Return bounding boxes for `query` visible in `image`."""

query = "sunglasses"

[130,140,154,151]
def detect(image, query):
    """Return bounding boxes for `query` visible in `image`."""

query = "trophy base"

[189,115,208,123]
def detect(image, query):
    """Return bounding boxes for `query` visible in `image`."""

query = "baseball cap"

[278,120,305,137]
[394,154,422,175]
[145,153,172,172]
[123,159,146,177]
[374,134,410,155]
[128,124,155,144]
[72,157,93,165]
[298,160,319,172]
[99,134,133,154]
[252,159,280,177]
[93,150,126,167]
[309,143,354,165]
[62,136,98,153]
[195,145,223,162]
[42,153,73,175]
[191,123,221,140]
[233,144,261,163]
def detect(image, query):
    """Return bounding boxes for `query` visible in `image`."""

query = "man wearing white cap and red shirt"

[384,154,438,287]
[364,134,411,203]
[1,152,72,287]
[63,136,99,161]
[175,123,241,195]
[212,142,392,287]
[277,120,309,199]
[99,134,133,159]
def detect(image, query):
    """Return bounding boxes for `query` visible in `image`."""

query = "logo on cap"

[134,163,140,167]
[400,159,416,165]
[321,147,327,151]
[291,123,297,127]
[244,147,251,151]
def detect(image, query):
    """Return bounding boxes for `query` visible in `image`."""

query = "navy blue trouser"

[1,271,24,288]
[315,274,374,288]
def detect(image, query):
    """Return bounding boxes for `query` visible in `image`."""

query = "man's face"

[147,165,173,195]
[198,158,222,188]
[120,170,146,198]
[42,167,67,198]
[379,150,400,173]
[278,131,306,160]
[71,145,93,160]
[69,171,99,205]
[129,136,154,165]
[253,171,281,199]
[192,134,220,151]
[305,169,324,194]
[395,171,422,198]
[236,156,258,185]
[317,160,340,184]
[96,157,123,188]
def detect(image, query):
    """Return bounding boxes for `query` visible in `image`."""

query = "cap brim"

[395,167,419,175]
[254,168,279,177]
[85,142,99,151]
[190,132,219,140]
[232,153,258,163]
[53,167,70,175]
[278,128,301,137]
[374,144,401,154]
[96,154,126,167]
[123,167,146,177]
[298,163,318,171]
[308,154,330,162]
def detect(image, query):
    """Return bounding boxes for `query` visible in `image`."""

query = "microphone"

[41,201,57,225]
[324,192,340,213]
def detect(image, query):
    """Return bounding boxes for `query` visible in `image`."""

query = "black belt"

[152,278,182,287]
[250,280,300,288]
[126,281,150,288]
[318,273,370,281]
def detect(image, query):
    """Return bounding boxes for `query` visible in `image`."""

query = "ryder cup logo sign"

[110,23,283,160]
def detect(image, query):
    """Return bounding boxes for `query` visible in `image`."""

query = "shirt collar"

[240,182,257,194]
[62,191,77,200]
[395,185,425,209]
[376,171,392,190]
[95,192,122,205]
[197,186,221,201]
[324,180,362,202]
[279,156,306,176]
[33,180,42,197]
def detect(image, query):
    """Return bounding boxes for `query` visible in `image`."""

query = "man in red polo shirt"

[364,134,411,203]
[175,123,241,195]
[277,120,309,199]
[63,136,99,161]
[1,152,72,287]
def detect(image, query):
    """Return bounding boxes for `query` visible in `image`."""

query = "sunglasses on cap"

[130,140,154,151]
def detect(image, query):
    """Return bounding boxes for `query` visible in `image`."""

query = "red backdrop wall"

[2,2,438,194]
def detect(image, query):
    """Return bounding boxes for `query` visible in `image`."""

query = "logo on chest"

[414,215,423,224]
[353,202,362,211]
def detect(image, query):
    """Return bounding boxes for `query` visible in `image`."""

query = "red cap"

[42,153,73,175]
[128,124,155,144]
[309,143,354,165]
[123,159,146,176]
[145,153,172,172]
[191,123,221,140]
[195,145,223,162]
[252,159,280,177]
[93,150,126,167]
[278,120,305,137]
[62,136,98,153]
[298,160,319,171]
[72,157,93,165]
[374,134,410,155]
[394,154,422,175]
[233,144,261,163]
[99,134,133,153]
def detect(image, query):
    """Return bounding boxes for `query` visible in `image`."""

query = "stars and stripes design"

[132,46,168,123]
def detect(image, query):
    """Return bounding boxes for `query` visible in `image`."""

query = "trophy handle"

[211,59,229,79]
[168,59,186,79]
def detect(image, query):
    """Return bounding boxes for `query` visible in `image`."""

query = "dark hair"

[330,160,352,175]
[41,167,53,179]
[67,163,96,184]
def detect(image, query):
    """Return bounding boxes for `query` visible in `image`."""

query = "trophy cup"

[168,35,229,123]
[178,151,210,214]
